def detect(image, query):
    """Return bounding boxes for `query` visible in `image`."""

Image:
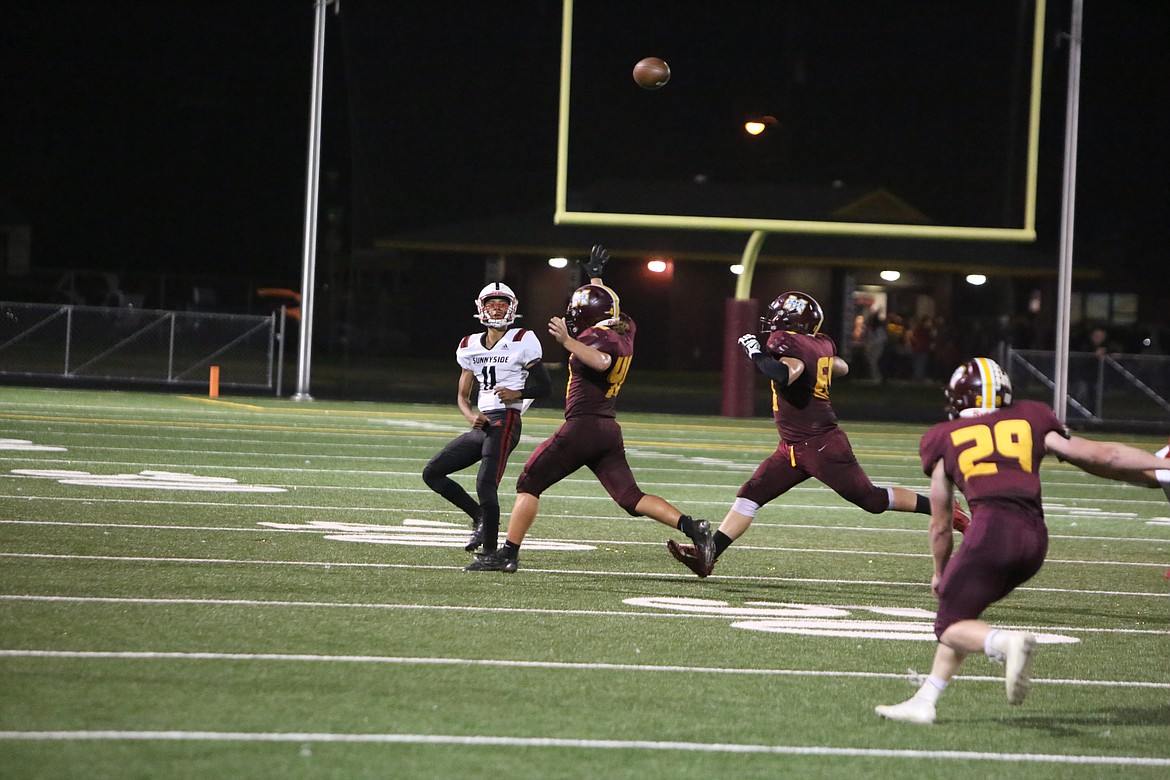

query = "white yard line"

[3,592,1168,635]
[2,551,1168,597]
[0,729,1165,766]
[1,649,1169,691]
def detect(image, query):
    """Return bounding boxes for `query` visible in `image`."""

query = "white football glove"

[738,334,762,359]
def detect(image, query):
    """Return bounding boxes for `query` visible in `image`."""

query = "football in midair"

[633,57,670,90]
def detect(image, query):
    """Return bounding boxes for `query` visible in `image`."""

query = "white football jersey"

[456,328,543,413]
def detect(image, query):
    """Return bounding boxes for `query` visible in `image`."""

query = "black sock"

[502,540,521,557]
[714,531,733,558]
[914,494,930,514]
[677,514,696,538]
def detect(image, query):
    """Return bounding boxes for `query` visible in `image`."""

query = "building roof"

[373,179,1078,277]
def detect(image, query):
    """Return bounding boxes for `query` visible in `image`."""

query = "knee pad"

[731,497,760,518]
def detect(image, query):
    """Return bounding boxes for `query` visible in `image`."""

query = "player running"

[668,291,970,578]
[875,357,1170,724]
[466,245,715,573]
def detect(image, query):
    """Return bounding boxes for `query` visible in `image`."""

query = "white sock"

[916,676,947,704]
[1155,468,1170,503]
[984,629,1005,661]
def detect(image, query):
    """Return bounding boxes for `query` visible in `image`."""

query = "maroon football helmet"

[944,357,1013,419]
[760,291,824,336]
[565,284,620,337]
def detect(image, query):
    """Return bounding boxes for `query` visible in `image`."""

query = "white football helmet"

[475,282,519,329]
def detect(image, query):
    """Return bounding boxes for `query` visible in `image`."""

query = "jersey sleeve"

[919,424,947,476]
[455,340,473,371]
[519,329,543,365]
[579,326,622,356]
[765,331,793,357]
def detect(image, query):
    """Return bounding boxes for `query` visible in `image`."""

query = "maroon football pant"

[515,416,646,515]
[737,427,889,514]
[933,505,1047,636]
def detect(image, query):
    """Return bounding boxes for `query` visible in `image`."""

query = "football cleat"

[464,521,485,553]
[464,548,518,573]
[688,519,715,573]
[1000,631,1037,705]
[952,502,971,535]
[666,539,713,578]
[875,697,936,725]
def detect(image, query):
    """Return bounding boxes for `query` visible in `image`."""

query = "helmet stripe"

[974,357,995,409]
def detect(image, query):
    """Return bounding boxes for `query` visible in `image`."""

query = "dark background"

[2,1,1168,286]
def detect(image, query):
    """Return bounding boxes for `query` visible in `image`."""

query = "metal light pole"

[293,0,339,401]
[1053,0,1083,423]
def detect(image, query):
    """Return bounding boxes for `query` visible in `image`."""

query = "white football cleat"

[1000,631,1038,705]
[875,697,936,725]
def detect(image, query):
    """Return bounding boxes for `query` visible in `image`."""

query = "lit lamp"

[548,257,568,268]
[743,115,778,136]
[879,270,901,282]
[966,274,987,286]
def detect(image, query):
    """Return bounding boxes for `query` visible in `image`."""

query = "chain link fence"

[1007,347,1170,429]
[0,302,279,392]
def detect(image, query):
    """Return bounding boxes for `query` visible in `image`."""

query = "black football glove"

[579,244,610,279]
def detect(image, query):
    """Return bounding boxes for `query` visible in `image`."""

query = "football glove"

[738,334,763,359]
[579,244,610,279]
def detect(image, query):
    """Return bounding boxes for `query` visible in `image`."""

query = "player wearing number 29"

[466,245,715,573]
[422,282,550,555]
[668,291,969,578]
[875,357,1170,725]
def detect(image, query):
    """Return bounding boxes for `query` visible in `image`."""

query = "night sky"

[1,1,1167,285]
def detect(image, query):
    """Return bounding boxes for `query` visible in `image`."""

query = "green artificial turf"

[1,387,1167,779]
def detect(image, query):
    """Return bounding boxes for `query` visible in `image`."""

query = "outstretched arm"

[1045,432,1166,487]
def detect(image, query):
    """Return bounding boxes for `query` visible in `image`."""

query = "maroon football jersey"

[765,330,840,441]
[564,314,636,420]
[919,399,1069,514]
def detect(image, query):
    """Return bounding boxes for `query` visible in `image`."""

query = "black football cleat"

[666,539,713,578]
[687,519,715,573]
[464,521,485,552]
[464,548,518,573]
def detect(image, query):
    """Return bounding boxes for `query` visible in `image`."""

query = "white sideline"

[2,649,1169,690]
[0,730,1166,766]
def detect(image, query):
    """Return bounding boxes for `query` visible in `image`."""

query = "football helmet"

[760,291,824,336]
[565,283,620,337]
[475,282,519,329]
[945,357,1013,419]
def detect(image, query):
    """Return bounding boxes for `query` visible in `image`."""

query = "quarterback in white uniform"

[422,282,551,554]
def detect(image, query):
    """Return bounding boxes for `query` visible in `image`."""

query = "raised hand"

[738,333,762,359]
[579,244,610,279]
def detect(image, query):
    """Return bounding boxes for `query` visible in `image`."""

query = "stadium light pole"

[1052,0,1083,423]
[293,0,339,402]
